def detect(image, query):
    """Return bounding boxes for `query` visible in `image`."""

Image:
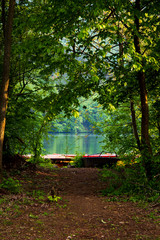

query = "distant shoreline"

[48,131,95,134]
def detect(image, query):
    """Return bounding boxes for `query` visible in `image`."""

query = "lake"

[43,133,104,155]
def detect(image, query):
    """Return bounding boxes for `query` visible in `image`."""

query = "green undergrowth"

[100,161,160,203]
[1,156,160,206]
[27,156,56,169]
[0,177,22,193]
[71,154,84,168]
[0,161,65,213]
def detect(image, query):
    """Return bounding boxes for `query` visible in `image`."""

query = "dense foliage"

[50,97,106,133]
[0,0,160,184]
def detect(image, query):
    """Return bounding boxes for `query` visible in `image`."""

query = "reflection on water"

[43,133,104,155]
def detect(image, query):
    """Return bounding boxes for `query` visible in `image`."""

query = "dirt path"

[0,167,160,240]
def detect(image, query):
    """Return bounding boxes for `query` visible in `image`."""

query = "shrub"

[0,177,22,193]
[100,162,160,202]
[72,154,84,168]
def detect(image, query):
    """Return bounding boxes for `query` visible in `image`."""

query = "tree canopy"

[0,0,160,180]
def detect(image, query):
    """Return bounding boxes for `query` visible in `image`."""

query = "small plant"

[32,190,45,200]
[36,220,43,225]
[0,177,22,193]
[47,195,62,202]
[43,212,49,216]
[72,154,84,168]
[37,157,54,169]
[29,213,38,219]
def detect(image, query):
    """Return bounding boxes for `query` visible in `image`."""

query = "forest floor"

[0,166,160,240]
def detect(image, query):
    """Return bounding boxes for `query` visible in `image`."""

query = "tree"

[0,0,159,180]
[43,0,159,179]
[133,0,152,178]
[101,103,139,155]
[0,0,15,172]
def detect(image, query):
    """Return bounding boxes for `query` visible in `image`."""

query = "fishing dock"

[43,153,119,167]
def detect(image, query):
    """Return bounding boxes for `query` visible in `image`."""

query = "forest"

[0,2,160,239]
[0,0,160,181]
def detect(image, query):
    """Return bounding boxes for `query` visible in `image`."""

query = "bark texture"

[0,0,15,172]
[130,100,141,151]
[134,0,153,179]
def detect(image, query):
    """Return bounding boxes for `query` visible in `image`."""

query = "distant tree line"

[50,97,106,133]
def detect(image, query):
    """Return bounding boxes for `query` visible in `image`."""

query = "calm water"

[43,133,104,155]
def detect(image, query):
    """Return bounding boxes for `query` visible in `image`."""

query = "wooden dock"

[43,154,76,166]
[43,153,118,167]
[43,154,76,160]
[25,153,118,168]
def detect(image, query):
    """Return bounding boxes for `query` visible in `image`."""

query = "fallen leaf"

[101,219,107,224]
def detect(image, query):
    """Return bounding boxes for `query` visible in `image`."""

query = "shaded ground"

[0,167,160,240]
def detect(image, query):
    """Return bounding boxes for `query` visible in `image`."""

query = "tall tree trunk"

[0,0,15,174]
[1,0,6,38]
[118,30,141,153]
[130,100,141,151]
[134,0,153,179]
[118,27,141,152]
